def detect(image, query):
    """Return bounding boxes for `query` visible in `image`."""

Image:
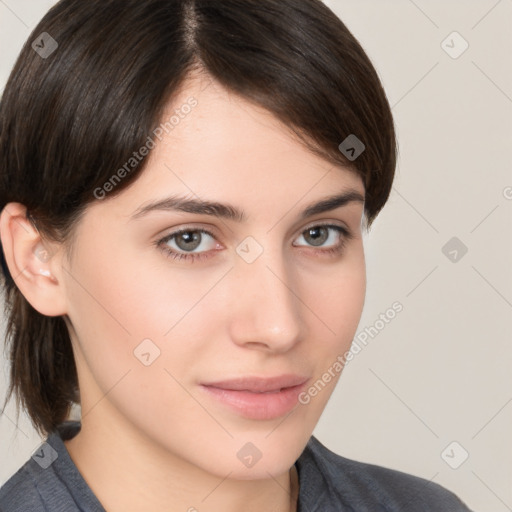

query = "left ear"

[0,202,68,317]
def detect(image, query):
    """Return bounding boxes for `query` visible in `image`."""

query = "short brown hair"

[0,0,397,435]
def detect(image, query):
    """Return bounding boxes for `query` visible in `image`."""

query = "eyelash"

[155,223,354,263]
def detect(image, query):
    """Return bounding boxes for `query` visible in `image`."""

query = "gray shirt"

[0,422,474,511]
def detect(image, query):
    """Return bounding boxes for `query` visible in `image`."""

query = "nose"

[227,243,306,352]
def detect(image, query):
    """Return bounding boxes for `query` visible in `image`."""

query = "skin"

[0,73,367,512]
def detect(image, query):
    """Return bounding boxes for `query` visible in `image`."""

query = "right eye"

[156,227,222,262]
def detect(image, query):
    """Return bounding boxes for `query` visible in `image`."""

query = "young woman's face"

[60,75,366,479]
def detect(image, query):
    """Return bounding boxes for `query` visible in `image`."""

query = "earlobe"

[0,202,67,316]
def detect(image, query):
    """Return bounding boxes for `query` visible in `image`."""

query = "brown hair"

[0,0,397,435]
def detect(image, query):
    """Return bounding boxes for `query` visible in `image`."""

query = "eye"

[156,228,220,262]
[293,223,353,256]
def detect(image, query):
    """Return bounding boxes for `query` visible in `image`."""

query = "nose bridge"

[229,238,304,349]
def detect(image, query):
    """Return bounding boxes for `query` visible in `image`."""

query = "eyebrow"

[130,189,365,222]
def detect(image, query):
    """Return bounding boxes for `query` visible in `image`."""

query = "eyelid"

[298,218,350,234]
[155,223,219,243]
[157,219,351,244]
[158,226,221,249]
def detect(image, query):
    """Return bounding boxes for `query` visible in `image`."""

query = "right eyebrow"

[130,195,246,222]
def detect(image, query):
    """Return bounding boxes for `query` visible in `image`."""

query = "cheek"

[325,266,366,338]
[307,247,366,344]
[63,236,235,409]
[66,238,216,343]
[291,265,365,423]
[63,249,214,438]
[299,249,366,391]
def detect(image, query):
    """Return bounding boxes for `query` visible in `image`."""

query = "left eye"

[293,225,347,248]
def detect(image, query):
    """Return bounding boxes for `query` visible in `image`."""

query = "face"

[59,74,366,479]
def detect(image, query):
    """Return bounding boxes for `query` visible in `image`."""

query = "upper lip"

[201,374,309,393]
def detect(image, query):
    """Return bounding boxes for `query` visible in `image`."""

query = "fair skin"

[0,74,366,512]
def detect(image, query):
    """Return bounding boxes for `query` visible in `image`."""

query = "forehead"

[90,74,364,223]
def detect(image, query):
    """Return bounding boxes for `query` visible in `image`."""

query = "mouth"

[199,374,310,420]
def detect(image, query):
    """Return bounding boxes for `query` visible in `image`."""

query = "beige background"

[1,1,511,511]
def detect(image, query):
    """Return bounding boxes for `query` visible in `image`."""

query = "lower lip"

[200,382,307,420]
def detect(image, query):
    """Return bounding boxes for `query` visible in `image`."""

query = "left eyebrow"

[129,189,365,222]
[299,190,365,219]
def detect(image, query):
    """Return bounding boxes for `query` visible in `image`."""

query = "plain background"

[0,1,511,511]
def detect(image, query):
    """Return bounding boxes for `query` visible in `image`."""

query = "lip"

[200,374,310,420]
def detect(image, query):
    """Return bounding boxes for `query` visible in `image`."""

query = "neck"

[64,414,299,512]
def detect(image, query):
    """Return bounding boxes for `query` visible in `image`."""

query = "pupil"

[177,231,201,251]
[306,227,327,247]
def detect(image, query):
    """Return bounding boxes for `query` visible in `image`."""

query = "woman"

[0,0,474,510]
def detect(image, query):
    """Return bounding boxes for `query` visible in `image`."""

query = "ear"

[0,202,68,317]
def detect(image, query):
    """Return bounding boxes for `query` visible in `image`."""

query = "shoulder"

[0,424,85,512]
[0,462,46,511]
[296,436,474,511]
